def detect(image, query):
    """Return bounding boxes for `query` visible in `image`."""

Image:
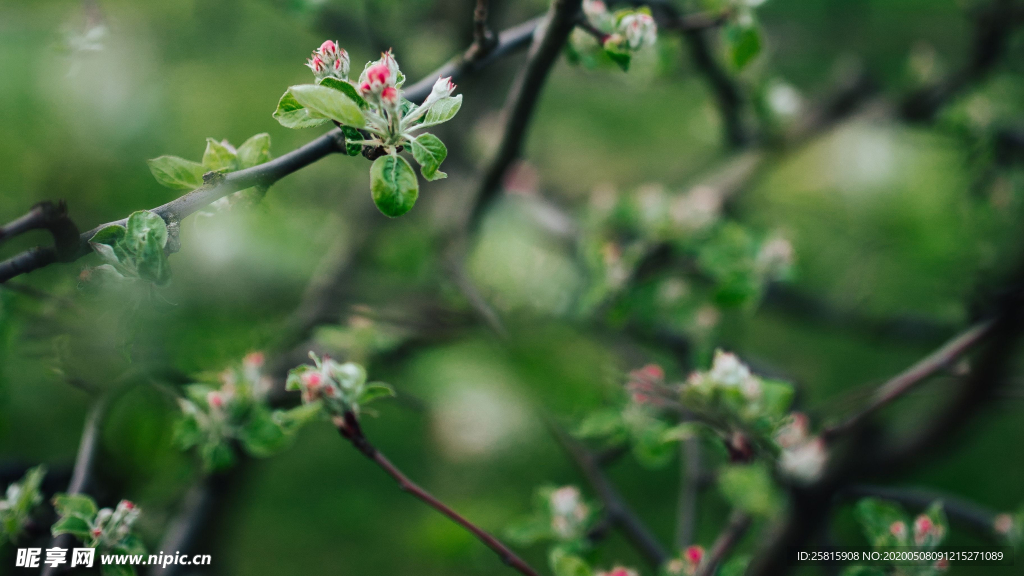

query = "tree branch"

[334,411,540,576]
[823,320,993,439]
[675,436,702,548]
[468,0,585,229]
[549,422,670,568]
[693,511,751,576]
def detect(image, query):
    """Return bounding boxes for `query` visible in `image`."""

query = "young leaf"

[855,498,908,547]
[147,156,205,190]
[53,493,98,519]
[236,133,272,169]
[718,463,781,517]
[201,440,236,472]
[288,84,366,128]
[273,90,330,129]
[239,408,288,457]
[409,134,448,181]
[359,382,395,405]
[341,126,364,156]
[549,549,592,576]
[90,225,126,246]
[604,49,632,71]
[370,154,419,217]
[419,95,462,128]
[724,23,761,70]
[202,138,238,172]
[504,517,552,546]
[90,241,121,266]
[125,211,168,253]
[135,232,171,285]
[51,514,93,541]
[319,77,368,109]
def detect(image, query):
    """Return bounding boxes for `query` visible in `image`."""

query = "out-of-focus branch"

[466,0,498,61]
[0,201,80,269]
[841,484,1004,540]
[549,422,670,568]
[693,511,751,576]
[335,412,540,576]
[41,395,112,576]
[468,0,585,229]
[675,436,702,548]
[900,0,1024,122]
[823,320,993,439]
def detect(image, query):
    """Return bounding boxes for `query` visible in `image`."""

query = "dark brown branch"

[465,0,499,61]
[693,511,751,576]
[823,320,993,439]
[335,412,540,576]
[900,0,1024,122]
[549,422,670,568]
[0,16,546,285]
[680,27,748,148]
[468,0,585,229]
[0,201,80,261]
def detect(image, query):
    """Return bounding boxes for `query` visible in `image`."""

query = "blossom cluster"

[307,40,350,81]
[548,486,591,540]
[51,494,146,560]
[570,0,658,70]
[88,500,140,549]
[0,466,45,545]
[665,545,706,576]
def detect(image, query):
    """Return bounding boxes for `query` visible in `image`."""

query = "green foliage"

[146,156,205,190]
[723,22,762,70]
[52,496,146,575]
[718,463,782,517]
[505,485,597,548]
[409,133,448,181]
[370,154,419,217]
[175,354,320,471]
[89,211,172,285]
[550,548,593,576]
[286,84,366,128]
[0,465,46,545]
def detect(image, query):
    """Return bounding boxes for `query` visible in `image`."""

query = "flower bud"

[779,437,828,483]
[319,40,339,59]
[890,520,908,540]
[993,513,1014,535]
[119,500,135,511]
[366,63,391,91]
[583,0,608,19]
[618,11,657,50]
[307,55,328,79]
[302,371,323,390]
[422,76,456,108]
[207,391,224,410]
[913,514,940,545]
[684,545,704,565]
[380,49,400,84]
[381,86,399,108]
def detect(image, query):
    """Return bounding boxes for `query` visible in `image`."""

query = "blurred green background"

[2,0,1024,574]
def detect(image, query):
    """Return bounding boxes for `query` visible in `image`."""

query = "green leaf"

[91,242,121,266]
[759,379,794,419]
[724,23,761,70]
[239,408,289,457]
[135,231,170,285]
[147,156,205,190]
[604,49,631,71]
[200,440,236,472]
[236,133,272,169]
[125,211,168,253]
[53,493,98,519]
[359,382,395,405]
[369,154,419,217]
[549,548,592,576]
[274,402,323,434]
[718,463,782,517]
[855,498,908,547]
[575,409,625,439]
[419,95,462,128]
[172,413,203,450]
[50,514,93,541]
[319,77,368,109]
[718,555,751,576]
[341,125,364,156]
[273,90,330,129]
[632,422,676,469]
[119,534,147,556]
[409,134,448,181]
[202,138,238,172]
[90,225,126,246]
[288,84,366,128]
[504,517,552,546]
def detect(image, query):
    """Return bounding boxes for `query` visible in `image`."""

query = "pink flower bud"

[244,351,265,369]
[993,513,1014,535]
[334,59,343,72]
[207,391,224,410]
[302,371,323,390]
[319,40,339,59]
[307,55,327,78]
[324,385,337,397]
[358,82,371,95]
[913,515,934,544]
[890,520,907,539]
[366,63,390,89]
[120,500,135,510]
[91,527,102,537]
[935,559,949,571]
[381,86,398,107]
[684,545,704,565]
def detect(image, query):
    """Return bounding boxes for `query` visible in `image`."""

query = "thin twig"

[549,422,670,568]
[466,0,499,61]
[675,436,701,548]
[468,0,585,229]
[694,511,751,576]
[335,412,540,576]
[823,320,992,439]
[0,201,80,261]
